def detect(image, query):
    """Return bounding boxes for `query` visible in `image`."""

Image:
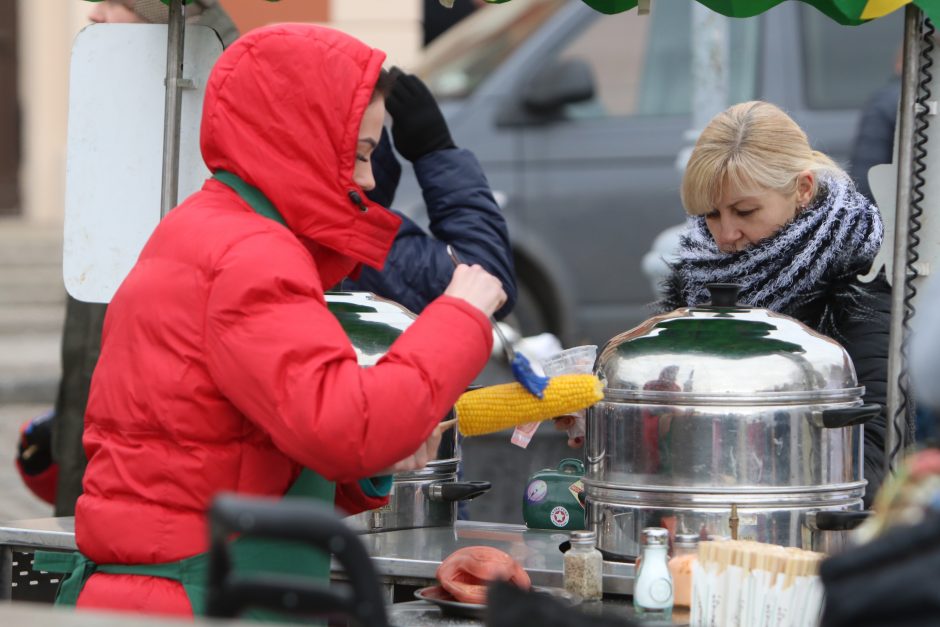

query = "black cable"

[891,17,934,466]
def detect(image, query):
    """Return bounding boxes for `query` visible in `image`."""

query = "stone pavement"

[0,218,62,522]
[0,218,64,406]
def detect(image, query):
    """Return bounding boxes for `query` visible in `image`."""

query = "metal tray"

[414,585,581,620]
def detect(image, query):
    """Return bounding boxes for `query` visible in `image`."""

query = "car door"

[509,3,760,344]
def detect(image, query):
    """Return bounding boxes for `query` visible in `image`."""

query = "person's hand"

[553,415,585,449]
[444,264,507,318]
[378,419,450,474]
[386,70,455,162]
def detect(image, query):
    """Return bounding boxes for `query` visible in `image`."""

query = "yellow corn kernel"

[456,374,604,437]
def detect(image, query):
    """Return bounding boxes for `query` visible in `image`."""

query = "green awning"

[486,0,940,25]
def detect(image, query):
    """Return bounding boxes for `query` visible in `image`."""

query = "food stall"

[5,0,940,625]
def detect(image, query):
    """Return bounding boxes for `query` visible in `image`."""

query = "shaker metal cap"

[595,283,861,404]
[570,530,597,544]
[674,533,700,546]
[641,527,669,546]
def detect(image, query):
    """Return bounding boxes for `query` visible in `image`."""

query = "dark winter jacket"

[343,130,517,319]
[661,268,892,509]
[789,272,891,508]
[849,78,900,202]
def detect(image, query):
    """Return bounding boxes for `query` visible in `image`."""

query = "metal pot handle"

[427,481,491,503]
[818,403,882,428]
[806,510,870,531]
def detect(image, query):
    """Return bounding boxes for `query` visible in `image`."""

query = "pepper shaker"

[564,530,603,601]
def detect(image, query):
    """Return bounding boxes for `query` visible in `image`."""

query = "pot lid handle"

[706,283,741,307]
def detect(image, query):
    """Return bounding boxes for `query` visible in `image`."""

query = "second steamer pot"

[584,284,879,559]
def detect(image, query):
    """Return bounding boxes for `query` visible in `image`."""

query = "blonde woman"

[660,101,889,507]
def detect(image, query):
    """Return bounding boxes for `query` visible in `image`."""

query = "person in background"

[341,71,516,320]
[660,101,890,508]
[847,51,902,203]
[848,48,938,442]
[37,0,516,517]
[53,23,505,616]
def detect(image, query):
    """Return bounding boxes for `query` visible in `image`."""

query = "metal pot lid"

[326,291,416,366]
[597,284,860,404]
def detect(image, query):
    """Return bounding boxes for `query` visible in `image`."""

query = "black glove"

[385,71,455,162]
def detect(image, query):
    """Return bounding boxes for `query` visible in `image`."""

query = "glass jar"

[668,533,699,608]
[633,527,673,619]
[564,530,603,601]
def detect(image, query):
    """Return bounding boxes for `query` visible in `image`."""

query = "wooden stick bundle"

[696,540,823,584]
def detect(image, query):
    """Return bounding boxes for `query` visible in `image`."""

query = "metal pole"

[160,0,186,218]
[691,4,728,133]
[676,5,729,172]
[885,5,923,474]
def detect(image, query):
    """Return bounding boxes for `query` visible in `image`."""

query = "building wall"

[16,0,422,225]
[328,0,423,69]
[17,0,92,225]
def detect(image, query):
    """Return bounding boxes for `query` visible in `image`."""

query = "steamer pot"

[327,292,490,531]
[584,284,878,559]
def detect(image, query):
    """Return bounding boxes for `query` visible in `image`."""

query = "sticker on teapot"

[568,480,584,509]
[550,506,570,527]
[525,479,548,504]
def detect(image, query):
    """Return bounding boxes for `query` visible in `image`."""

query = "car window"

[417,0,567,100]
[557,3,759,119]
[800,5,903,110]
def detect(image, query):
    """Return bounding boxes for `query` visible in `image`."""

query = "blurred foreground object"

[821,446,940,626]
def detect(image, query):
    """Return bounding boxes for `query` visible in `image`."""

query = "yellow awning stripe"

[861,0,913,19]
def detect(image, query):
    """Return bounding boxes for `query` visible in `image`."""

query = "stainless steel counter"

[357,520,635,595]
[0,518,635,597]
[0,516,75,551]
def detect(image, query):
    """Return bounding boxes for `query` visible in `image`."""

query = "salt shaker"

[633,527,673,619]
[564,530,603,601]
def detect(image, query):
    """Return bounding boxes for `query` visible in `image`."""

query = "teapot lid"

[596,284,860,404]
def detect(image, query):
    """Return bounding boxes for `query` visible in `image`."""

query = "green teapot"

[522,458,585,530]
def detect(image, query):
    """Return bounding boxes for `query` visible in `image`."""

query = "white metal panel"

[63,24,222,303]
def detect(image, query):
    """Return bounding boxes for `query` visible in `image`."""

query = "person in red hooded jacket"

[49,23,505,617]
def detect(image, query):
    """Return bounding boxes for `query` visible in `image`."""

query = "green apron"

[36,470,335,617]
[35,172,354,618]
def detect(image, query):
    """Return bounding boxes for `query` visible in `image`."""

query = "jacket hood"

[200,24,401,272]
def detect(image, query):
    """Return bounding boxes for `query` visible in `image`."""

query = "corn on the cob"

[456,374,604,437]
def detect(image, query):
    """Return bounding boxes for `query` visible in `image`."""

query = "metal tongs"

[445,245,549,398]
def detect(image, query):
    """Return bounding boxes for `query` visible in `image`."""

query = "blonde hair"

[681,101,846,216]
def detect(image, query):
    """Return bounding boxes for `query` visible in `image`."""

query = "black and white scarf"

[659,175,884,315]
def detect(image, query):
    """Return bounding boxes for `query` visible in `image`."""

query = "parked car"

[393,0,903,346]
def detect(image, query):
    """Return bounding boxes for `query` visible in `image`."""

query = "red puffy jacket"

[74,24,492,616]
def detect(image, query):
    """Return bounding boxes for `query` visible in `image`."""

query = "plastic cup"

[541,345,598,377]
[541,345,597,444]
